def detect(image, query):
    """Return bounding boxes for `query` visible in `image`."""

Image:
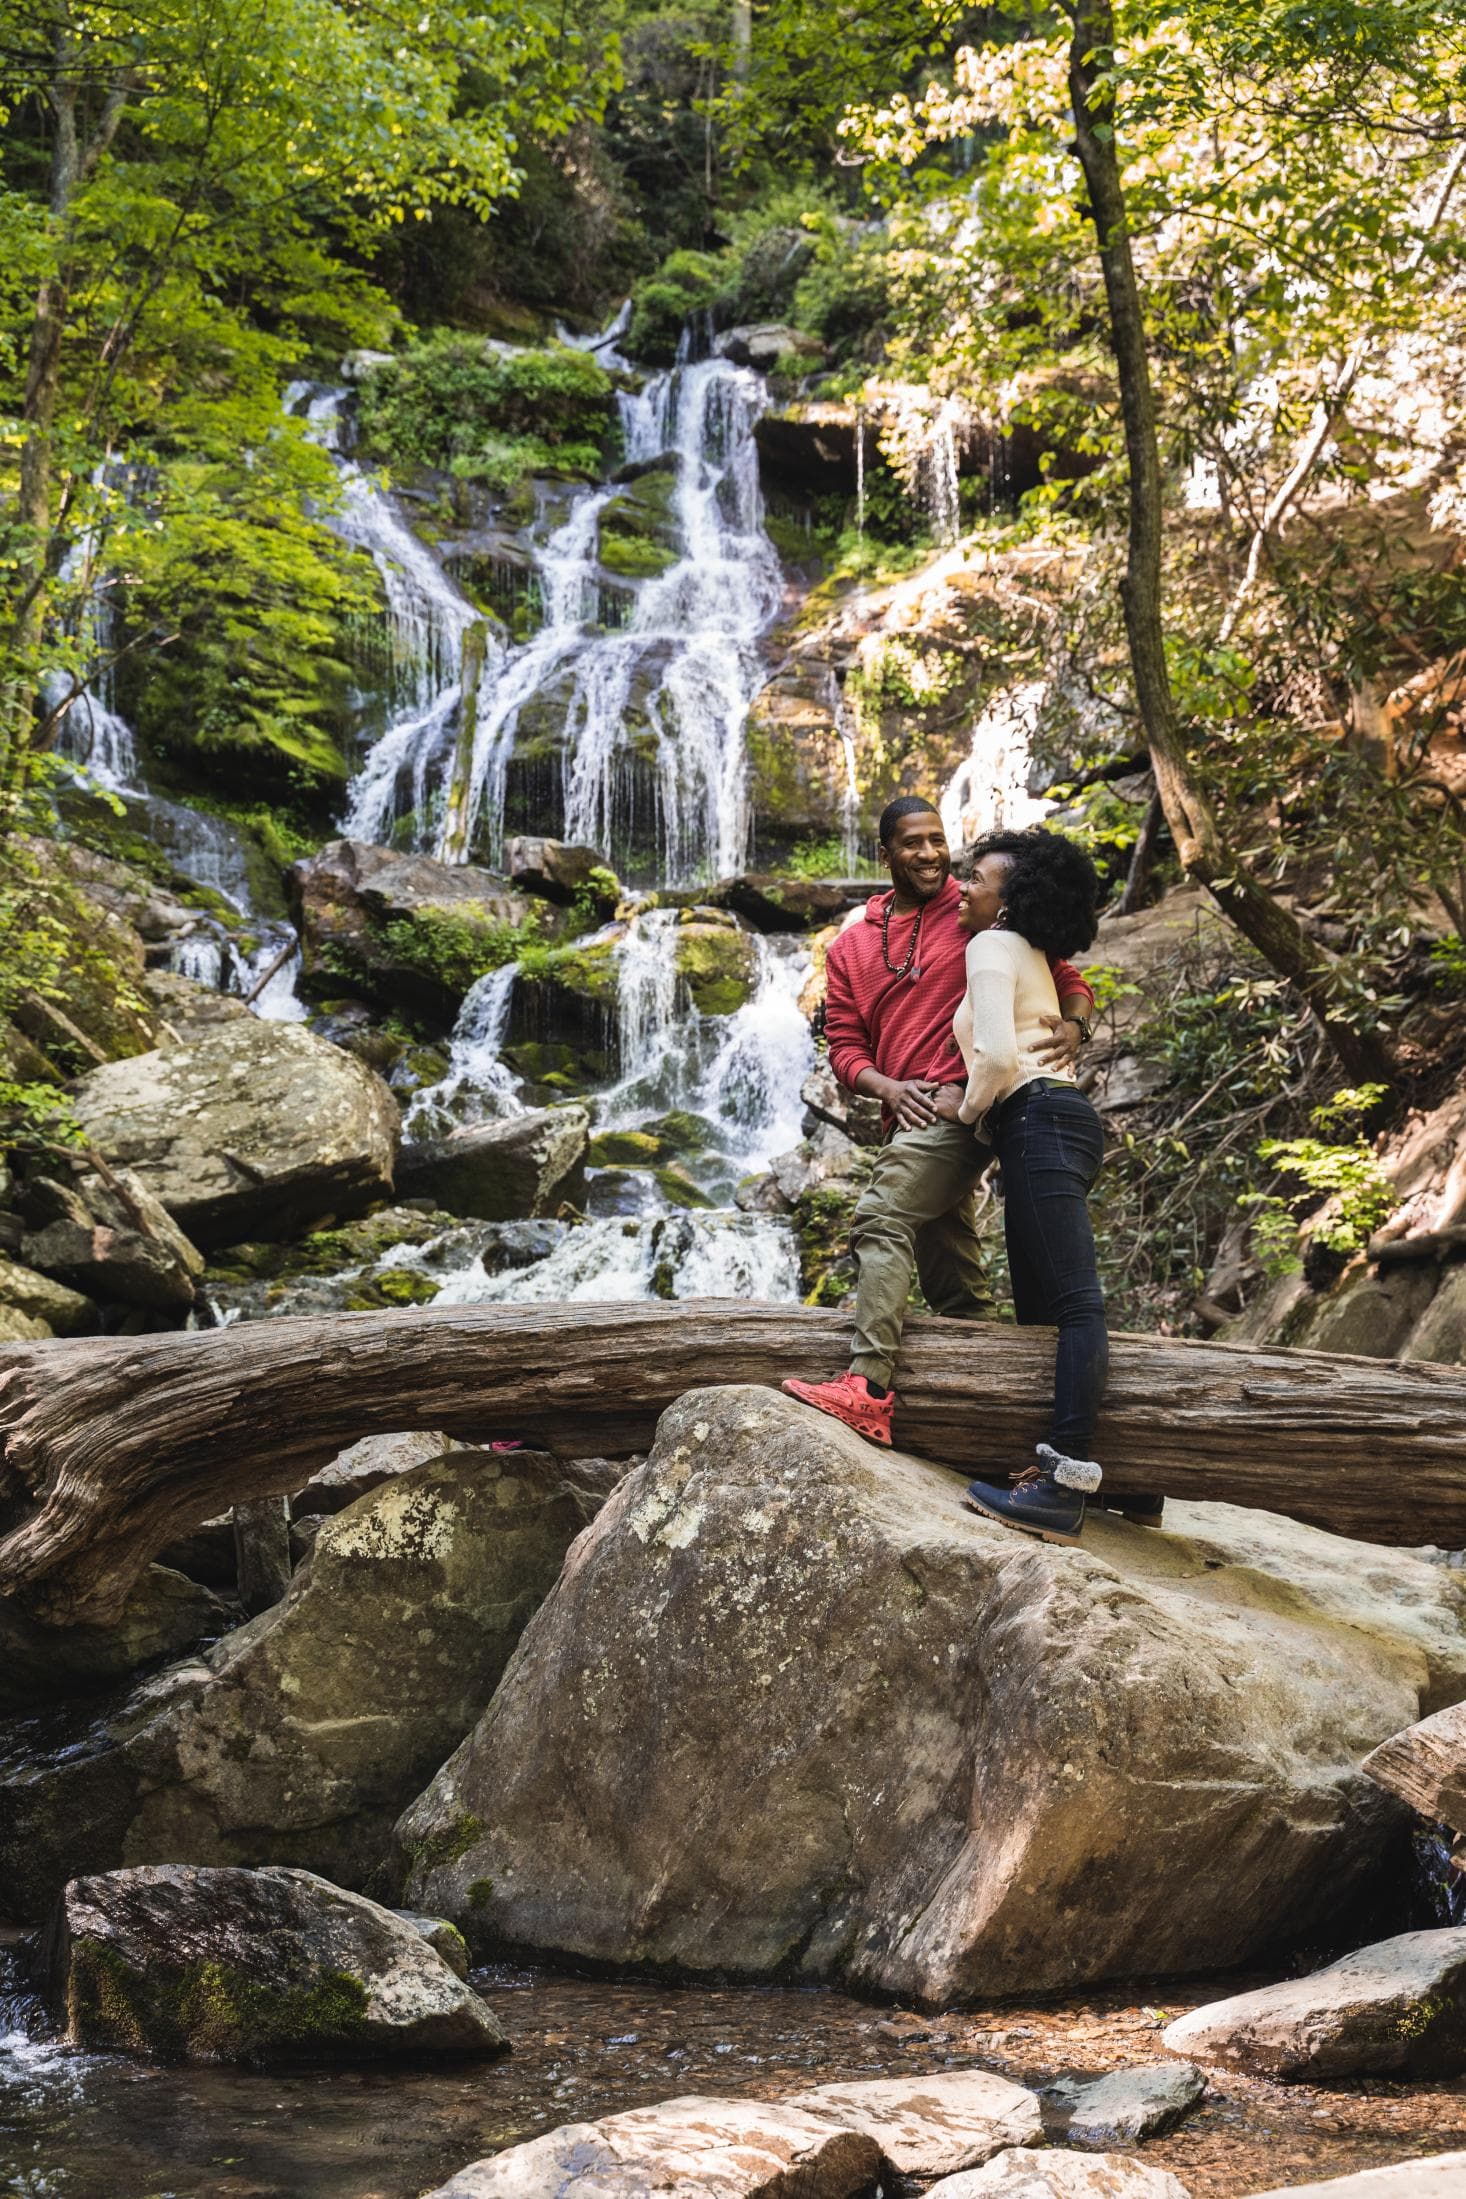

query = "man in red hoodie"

[783,795,1096,1446]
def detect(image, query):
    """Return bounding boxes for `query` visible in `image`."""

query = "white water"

[404,962,524,1136]
[940,678,1051,849]
[432,1209,799,1305]
[333,350,780,881]
[294,386,483,849]
[45,482,141,791]
[600,907,812,1174]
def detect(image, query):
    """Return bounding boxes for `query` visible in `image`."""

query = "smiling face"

[881,808,950,906]
[956,851,1015,934]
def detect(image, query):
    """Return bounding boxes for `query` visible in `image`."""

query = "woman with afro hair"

[952,826,1153,1543]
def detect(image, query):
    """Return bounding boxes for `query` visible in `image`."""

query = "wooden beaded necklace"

[880,897,924,980]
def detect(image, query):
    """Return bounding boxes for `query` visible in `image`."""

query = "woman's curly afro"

[968,827,1100,959]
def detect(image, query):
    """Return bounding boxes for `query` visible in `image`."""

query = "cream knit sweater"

[953,927,1076,1127]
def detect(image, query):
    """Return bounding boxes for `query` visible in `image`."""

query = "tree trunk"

[1065,0,1396,1091]
[1117,783,1164,914]
[3,1301,1465,1626]
[1363,1701,1466,1844]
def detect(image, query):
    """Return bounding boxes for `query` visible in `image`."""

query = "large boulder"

[0,1253,96,1334]
[19,1156,205,1309]
[0,1448,586,1916]
[793,2071,1041,2177]
[46,1863,507,2063]
[395,1386,1466,2001]
[1162,1927,1466,2079]
[1248,2160,1466,2197]
[290,838,535,1022]
[505,837,618,912]
[0,1565,231,1711]
[68,1021,398,1248]
[423,2095,882,2199]
[931,2156,1192,2198]
[398,1106,589,1221]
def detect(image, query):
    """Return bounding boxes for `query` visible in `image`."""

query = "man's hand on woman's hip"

[1032,1012,1084,1070]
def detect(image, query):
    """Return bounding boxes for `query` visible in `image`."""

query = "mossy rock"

[588,1129,664,1167]
[654,1166,717,1209]
[645,1109,722,1155]
[205,1205,458,1290]
[674,922,757,1017]
[598,465,680,580]
[502,1039,582,1082]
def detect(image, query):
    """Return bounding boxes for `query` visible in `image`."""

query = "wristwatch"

[1065,1013,1094,1044]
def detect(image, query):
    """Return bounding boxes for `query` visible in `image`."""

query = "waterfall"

[403,962,524,1137]
[832,677,862,870]
[854,411,866,538]
[336,351,779,882]
[923,400,964,547]
[45,480,140,793]
[293,387,482,849]
[939,679,1051,849]
[430,1209,799,1306]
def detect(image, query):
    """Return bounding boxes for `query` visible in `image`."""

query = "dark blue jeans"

[991,1080,1108,1457]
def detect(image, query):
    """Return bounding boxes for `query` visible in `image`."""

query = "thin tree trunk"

[1117,784,1164,914]
[3,1300,1465,1626]
[1066,0,1395,1089]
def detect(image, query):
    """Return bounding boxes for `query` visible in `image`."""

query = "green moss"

[598,531,678,579]
[70,1941,370,2064]
[374,1268,441,1306]
[645,1110,719,1155]
[408,1811,483,1881]
[654,1166,716,1209]
[466,1878,495,1910]
[589,1129,663,1167]
[378,904,537,999]
[674,924,756,1017]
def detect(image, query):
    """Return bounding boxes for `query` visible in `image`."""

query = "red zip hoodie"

[824,876,1094,1105]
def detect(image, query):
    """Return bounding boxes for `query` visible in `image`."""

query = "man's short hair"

[878,795,941,847]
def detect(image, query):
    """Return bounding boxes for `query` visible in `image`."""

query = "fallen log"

[1363,1700,1466,1846]
[3,1301,1466,1627]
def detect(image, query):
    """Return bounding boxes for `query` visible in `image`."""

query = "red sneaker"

[781,1371,894,1447]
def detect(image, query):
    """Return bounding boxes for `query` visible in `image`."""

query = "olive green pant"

[849,1119,992,1388]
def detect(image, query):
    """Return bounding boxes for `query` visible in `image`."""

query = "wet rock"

[1247,2155,1466,2196]
[597,462,680,579]
[0,1253,97,1335]
[68,1021,398,1249]
[1405,1267,1466,1364]
[793,2070,1041,2176]
[506,837,618,911]
[1045,2063,1205,2147]
[0,1565,231,1711]
[674,919,757,1016]
[0,1448,585,1915]
[397,1106,588,1221]
[396,1911,471,1979]
[724,875,875,932]
[1162,1927,1466,2079]
[755,401,861,498]
[19,1158,205,1310]
[47,1863,507,2064]
[396,1386,1466,2001]
[422,2094,881,2198]
[930,2152,1192,2197]
[290,838,534,1022]
[714,323,825,372]
[144,967,252,1041]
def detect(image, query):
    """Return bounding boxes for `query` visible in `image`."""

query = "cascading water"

[403,962,524,1137]
[940,678,1051,849]
[337,350,779,882]
[44,480,140,793]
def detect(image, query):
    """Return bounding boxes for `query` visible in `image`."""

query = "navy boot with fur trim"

[963,1442,1102,1547]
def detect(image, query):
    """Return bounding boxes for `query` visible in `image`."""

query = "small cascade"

[293,387,482,849]
[431,1209,798,1306]
[832,677,862,871]
[45,481,141,792]
[611,904,682,1084]
[404,963,524,1137]
[940,679,1051,850]
[854,411,867,537]
[922,399,964,547]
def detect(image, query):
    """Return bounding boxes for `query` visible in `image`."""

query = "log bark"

[4,1302,1466,1627]
[1363,1700,1466,1839]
